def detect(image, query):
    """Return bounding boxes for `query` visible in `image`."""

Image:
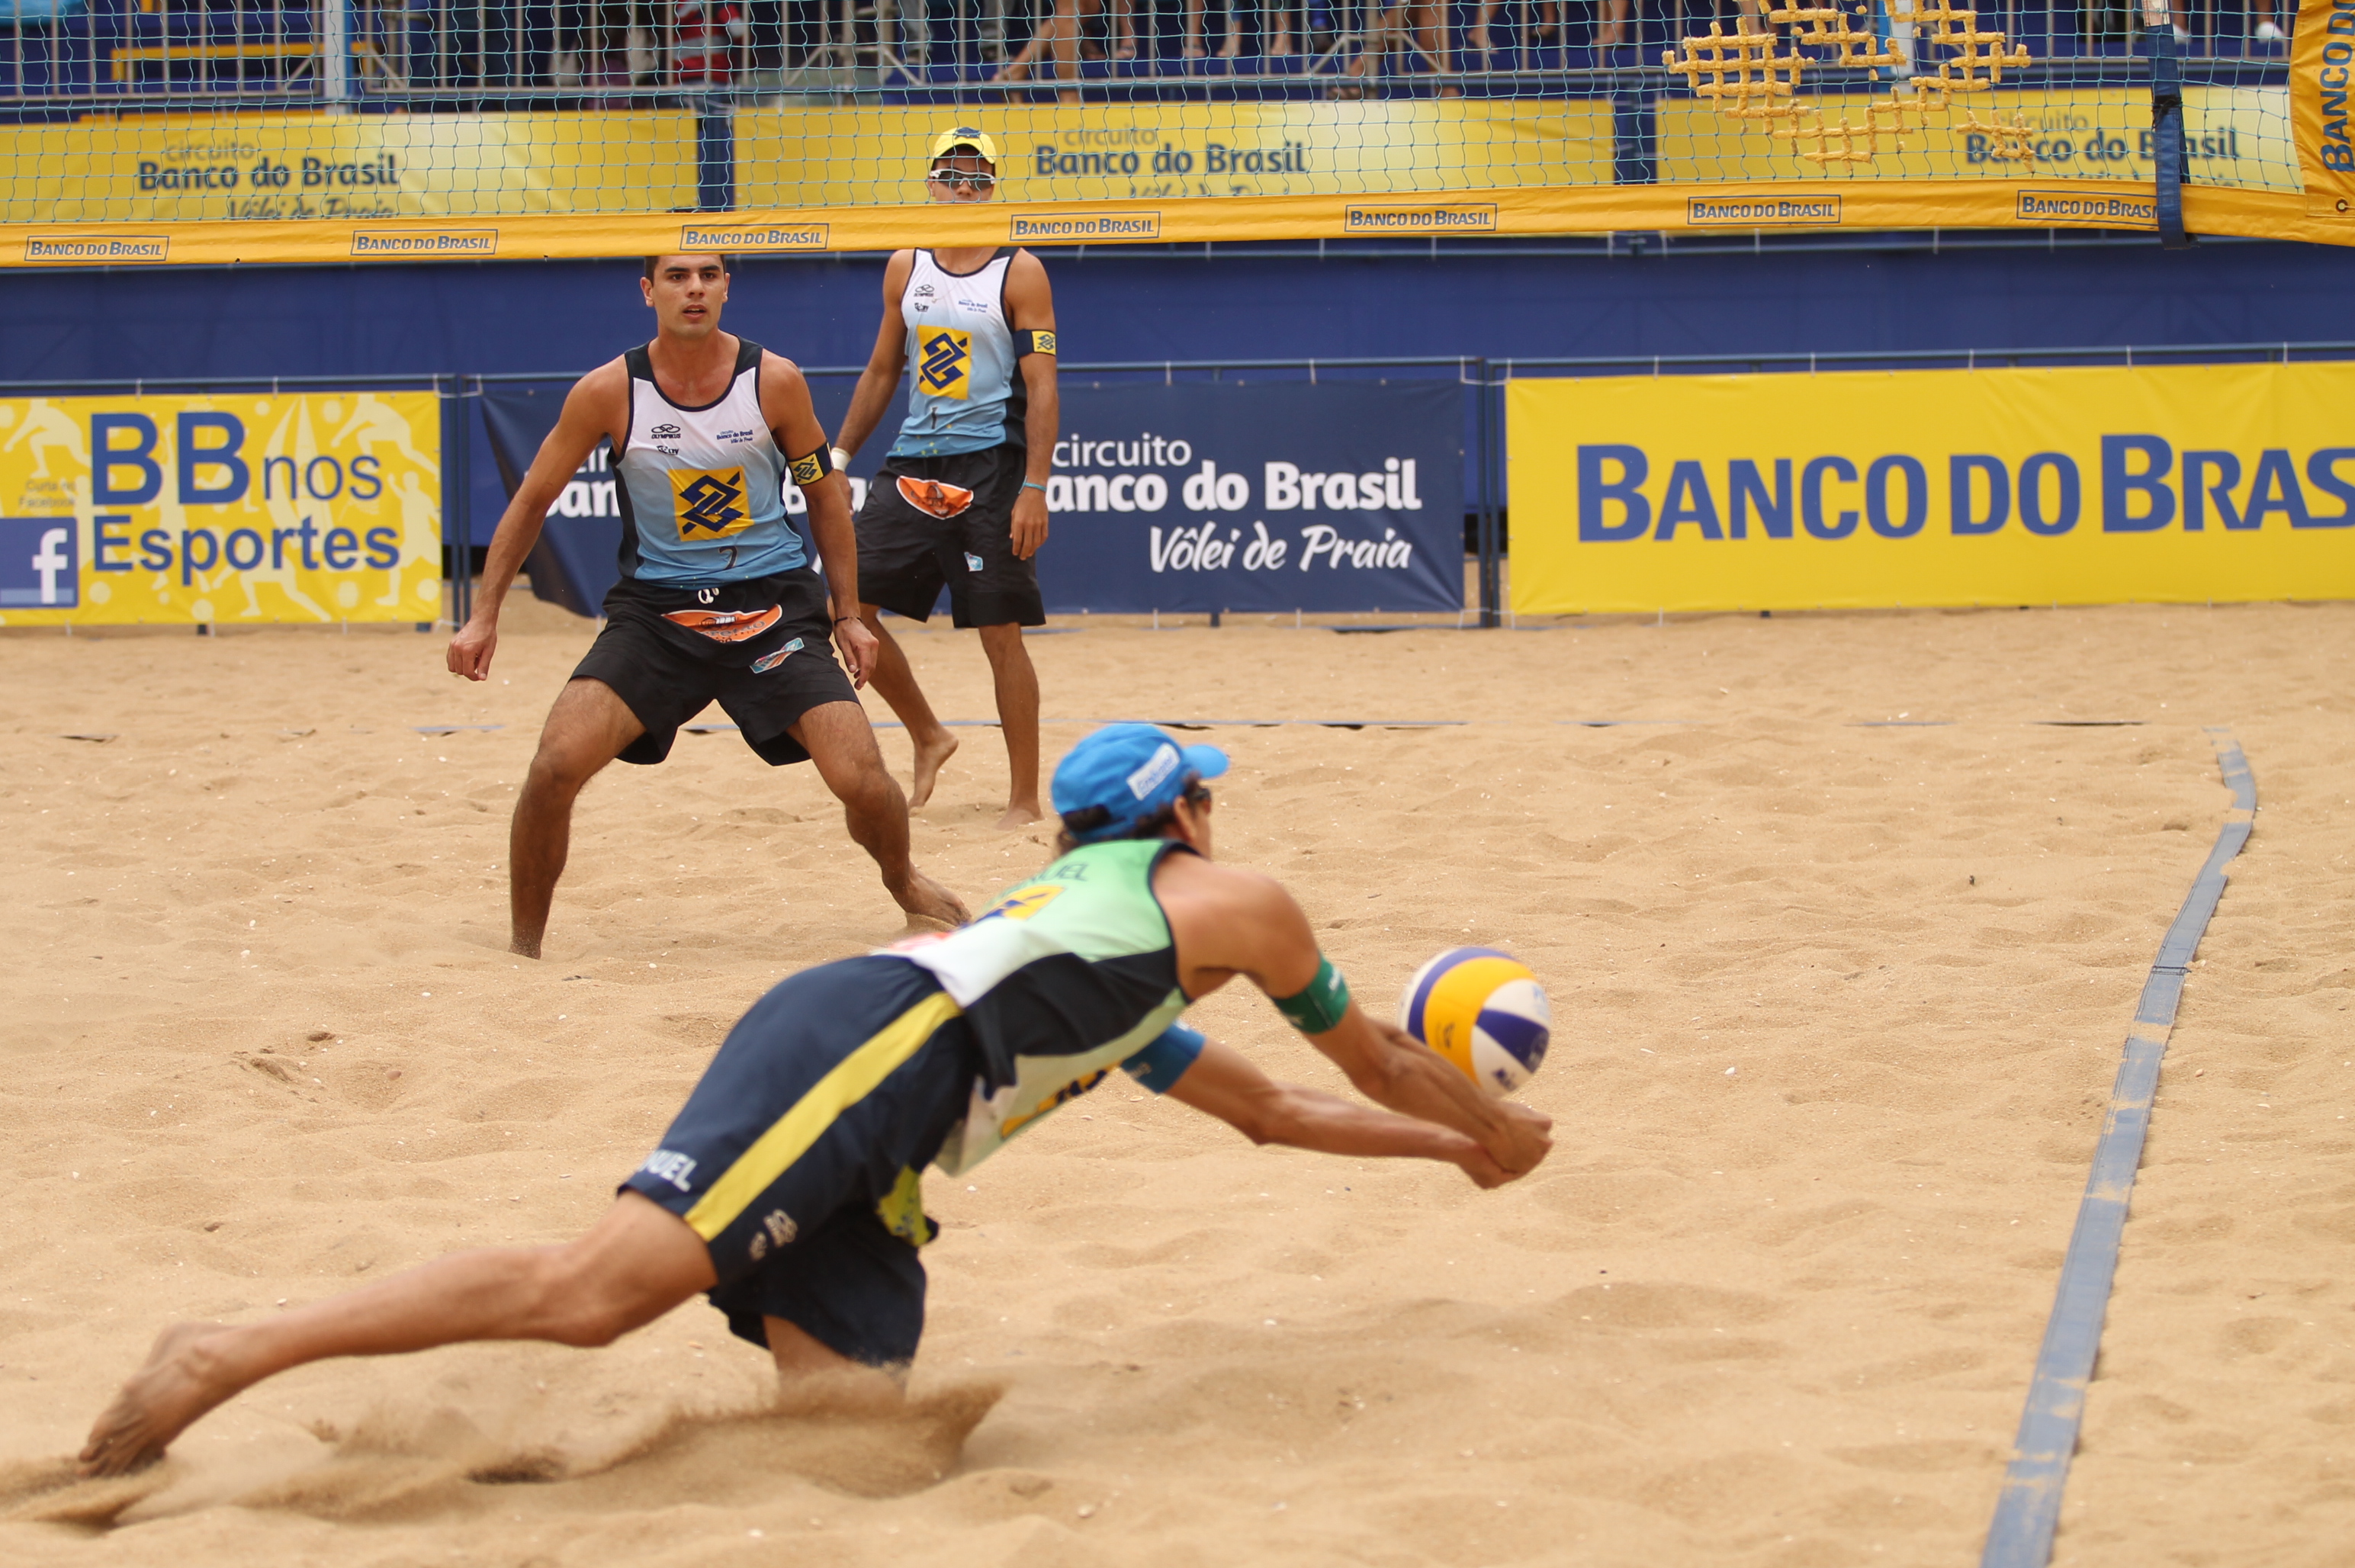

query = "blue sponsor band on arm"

[786,443,834,488]
[1017,328,1057,357]
[1273,956,1351,1036]
[1120,1023,1206,1094]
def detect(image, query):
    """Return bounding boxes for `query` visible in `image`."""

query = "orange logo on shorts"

[663,604,782,642]
[897,476,975,519]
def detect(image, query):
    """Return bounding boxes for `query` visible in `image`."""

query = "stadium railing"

[0,0,2333,259]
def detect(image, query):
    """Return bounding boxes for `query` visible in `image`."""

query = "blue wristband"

[1022,480,1048,494]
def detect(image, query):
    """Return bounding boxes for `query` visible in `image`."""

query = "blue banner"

[480,378,1462,617]
[481,386,621,618]
[1031,381,1463,614]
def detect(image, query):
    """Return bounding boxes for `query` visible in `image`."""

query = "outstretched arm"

[831,251,914,463]
[1156,850,1553,1179]
[447,361,624,681]
[760,352,875,686]
[1004,250,1058,561]
[1162,1036,1512,1187]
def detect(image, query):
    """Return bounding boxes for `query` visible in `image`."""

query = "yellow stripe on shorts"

[683,990,963,1242]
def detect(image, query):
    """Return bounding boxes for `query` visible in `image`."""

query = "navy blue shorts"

[619,956,977,1367]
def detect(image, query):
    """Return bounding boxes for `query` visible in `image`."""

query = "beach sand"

[2,598,2350,1566]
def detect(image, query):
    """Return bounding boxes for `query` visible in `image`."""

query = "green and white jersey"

[886,838,1194,1174]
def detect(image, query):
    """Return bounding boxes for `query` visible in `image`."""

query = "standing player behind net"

[447,254,969,957]
[831,128,1059,831]
[78,724,1553,1478]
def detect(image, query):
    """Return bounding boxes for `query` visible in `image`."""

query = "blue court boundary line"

[1981,728,2256,1568]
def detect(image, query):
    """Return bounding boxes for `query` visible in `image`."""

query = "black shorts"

[618,956,975,1367]
[573,567,858,767]
[855,445,1045,629]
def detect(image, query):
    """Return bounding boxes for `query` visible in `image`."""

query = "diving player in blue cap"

[78,725,1553,1476]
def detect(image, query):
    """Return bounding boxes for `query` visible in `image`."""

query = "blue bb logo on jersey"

[917,326,972,400]
[670,467,753,541]
[1,517,77,608]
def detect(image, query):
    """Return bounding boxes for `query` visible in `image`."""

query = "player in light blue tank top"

[834,127,1064,834]
[444,253,971,959]
[888,244,1025,460]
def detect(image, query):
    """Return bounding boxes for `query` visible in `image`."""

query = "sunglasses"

[926,170,997,191]
[1181,780,1213,808]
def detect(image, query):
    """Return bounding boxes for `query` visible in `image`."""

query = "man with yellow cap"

[832,127,1060,831]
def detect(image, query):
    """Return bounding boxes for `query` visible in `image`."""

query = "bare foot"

[889,867,969,929]
[1270,29,1293,53]
[509,934,542,960]
[79,1322,237,1476]
[908,727,959,808]
[994,802,1045,831]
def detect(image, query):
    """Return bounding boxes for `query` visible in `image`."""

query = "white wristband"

[830,447,852,471]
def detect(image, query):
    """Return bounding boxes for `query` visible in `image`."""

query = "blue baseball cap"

[1052,724,1229,843]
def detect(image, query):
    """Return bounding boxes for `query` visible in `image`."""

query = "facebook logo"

[1,518,77,608]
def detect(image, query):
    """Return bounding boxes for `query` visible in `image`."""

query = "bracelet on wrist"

[1021,480,1049,494]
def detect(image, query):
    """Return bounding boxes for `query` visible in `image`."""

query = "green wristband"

[1272,956,1351,1036]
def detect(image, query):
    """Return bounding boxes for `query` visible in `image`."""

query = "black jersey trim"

[925,246,1015,280]
[629,336,765,416]
[995,255,1028,451]
[959,949,1185,1091]
[611,434,643,580]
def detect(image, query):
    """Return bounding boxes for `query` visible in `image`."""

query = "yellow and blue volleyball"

[1398,947,1551,1097]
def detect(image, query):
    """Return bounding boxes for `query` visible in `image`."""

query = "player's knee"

[818,725,893,798]
[840,755,901,816]
[533,1248,639,1347]
[523,740,597,800]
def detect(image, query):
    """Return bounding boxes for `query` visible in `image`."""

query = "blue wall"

[5,235,2348,539]
[5,237,2347,383]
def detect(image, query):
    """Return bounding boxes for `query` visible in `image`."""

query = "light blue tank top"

[614,338,808,585]
[889,248,1025,460]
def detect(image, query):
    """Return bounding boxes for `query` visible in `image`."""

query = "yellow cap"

[927,126,999,165]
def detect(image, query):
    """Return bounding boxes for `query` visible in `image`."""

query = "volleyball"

[1397,948,1551,1097]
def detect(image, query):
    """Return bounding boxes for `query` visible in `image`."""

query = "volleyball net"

[0,0,2341,264]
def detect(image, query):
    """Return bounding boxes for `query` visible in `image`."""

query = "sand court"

[2,599,2351,1565]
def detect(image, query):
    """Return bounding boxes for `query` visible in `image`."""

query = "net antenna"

[1664,0,2034,169]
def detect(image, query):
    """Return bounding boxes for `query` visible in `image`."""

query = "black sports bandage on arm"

[1017,329,1057,358]
[786,443,836,489]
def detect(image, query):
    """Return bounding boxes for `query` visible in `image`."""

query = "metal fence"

[0,0,2293,108]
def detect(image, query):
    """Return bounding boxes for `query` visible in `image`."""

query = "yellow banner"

[2295,0,2355,218]
[1658,88,2294,192]
[0,112,696,230]
[1507,363,2355,615]
[0,391,444,625]
[736,101,1614,214]
[0,179,2344,264]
